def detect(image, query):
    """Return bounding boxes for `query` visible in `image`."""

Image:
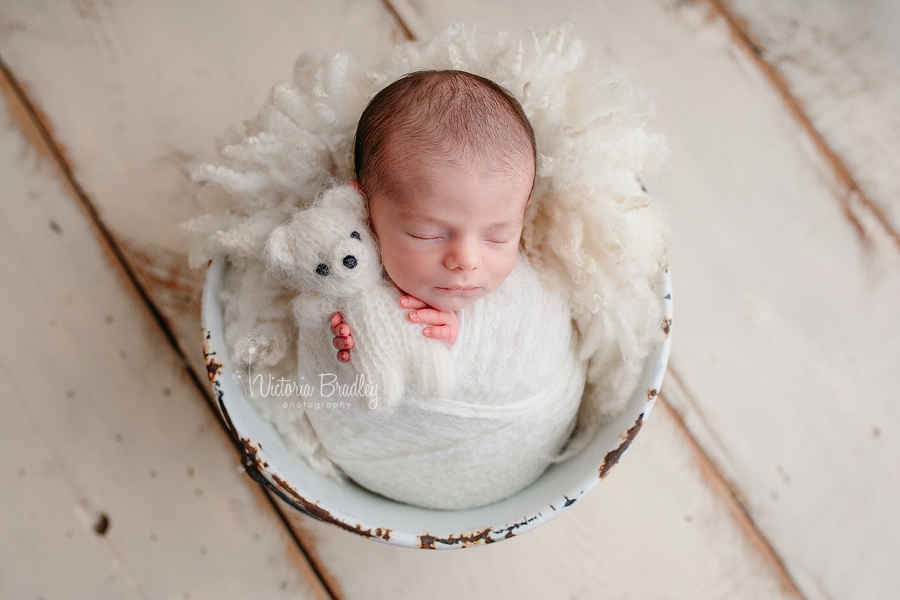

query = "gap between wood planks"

[381,0,812,597]
[661,370,809,599]
[704,0,900,254]
[0,55,340,600]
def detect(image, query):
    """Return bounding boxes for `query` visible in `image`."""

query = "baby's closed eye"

[406,232,444,241]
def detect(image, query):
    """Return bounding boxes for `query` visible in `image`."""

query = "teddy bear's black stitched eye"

[316,264,329,276]
[350,231,361,240]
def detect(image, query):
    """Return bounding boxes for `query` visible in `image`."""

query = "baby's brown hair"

[354,70,536,200]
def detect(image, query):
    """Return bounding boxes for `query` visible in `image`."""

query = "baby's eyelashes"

[408,232,511,244]
[407,233,443,241]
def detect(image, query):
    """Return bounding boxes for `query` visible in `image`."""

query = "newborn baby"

[331,69,536,359]
[284,70,586,509]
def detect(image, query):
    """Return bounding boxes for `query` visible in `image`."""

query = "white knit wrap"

[263,183,584,509]
[184,22,669,510]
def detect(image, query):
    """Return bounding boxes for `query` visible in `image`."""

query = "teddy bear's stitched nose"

[316,264,329,276]
[343,255,358,269]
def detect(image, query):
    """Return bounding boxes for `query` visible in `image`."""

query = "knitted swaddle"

[302,251,585,510]
[262,183,584,509]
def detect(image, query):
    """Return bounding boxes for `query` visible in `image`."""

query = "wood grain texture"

[0,0,406,380]
[0,68,330,600]
[386,1,900,599]
[4,0,896,597]
[718,0,900,249]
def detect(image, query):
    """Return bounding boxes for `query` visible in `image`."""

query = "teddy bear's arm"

[290,292,335,333]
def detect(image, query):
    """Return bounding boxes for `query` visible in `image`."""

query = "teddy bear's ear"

[266,225,296,269]
[331,185,368,220]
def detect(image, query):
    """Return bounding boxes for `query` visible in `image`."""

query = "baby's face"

[367,160,531,312]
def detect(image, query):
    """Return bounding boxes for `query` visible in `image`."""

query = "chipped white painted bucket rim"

[201,257,672,548]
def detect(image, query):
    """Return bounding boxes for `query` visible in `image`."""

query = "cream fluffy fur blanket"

[184,22,668,508]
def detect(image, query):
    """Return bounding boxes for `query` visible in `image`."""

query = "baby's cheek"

[380,247,421,290]
[491,249,519,285]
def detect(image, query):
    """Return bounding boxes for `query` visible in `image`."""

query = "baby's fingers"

[399,295,429,309]
[330,313,343,335]
[331,313,352,338]
[330,312,353,362]
[333,334,354,351]
[407,308,454,326]
[424,325,456,346]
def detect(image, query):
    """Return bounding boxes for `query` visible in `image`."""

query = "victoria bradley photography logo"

[231,333,380,409]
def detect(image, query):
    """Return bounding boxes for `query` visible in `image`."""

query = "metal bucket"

[201,258,672,548]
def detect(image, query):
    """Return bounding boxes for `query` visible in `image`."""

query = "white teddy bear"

[265,184,455,409]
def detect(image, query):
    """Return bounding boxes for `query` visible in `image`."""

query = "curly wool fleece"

[184,22,669,508]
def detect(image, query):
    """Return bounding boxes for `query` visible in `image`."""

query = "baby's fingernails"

[340,326,349,335]
[409,310,418,320]
[400,296,409,305]
[424,327,433,336]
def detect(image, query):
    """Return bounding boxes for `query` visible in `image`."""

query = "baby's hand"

[330,312,354,363]
[400,295,458,347]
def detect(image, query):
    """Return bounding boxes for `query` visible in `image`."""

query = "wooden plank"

[0,70,330,600]
[383,2,900,599]
[278,399,800,600]
[717,0,900,248]
[0,0,406,380]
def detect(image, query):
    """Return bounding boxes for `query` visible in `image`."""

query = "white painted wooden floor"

[1,1,897,598]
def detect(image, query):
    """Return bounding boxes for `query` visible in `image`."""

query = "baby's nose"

[343,255,357,269]
[445,238,481,270]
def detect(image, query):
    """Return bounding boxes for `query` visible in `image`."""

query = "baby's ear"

[266,225,296,269]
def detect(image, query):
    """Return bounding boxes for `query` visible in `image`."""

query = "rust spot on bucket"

[208,372,239,444]
[494,513,543,541]
[202,331,222,382]
[418,527,493,549]
[238,438,268,471]
[205,355,221,381]
[598,415,644,480]
[271,475,391,542]
[662,317,671,335]
[647,388,658,402]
